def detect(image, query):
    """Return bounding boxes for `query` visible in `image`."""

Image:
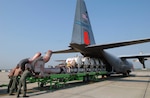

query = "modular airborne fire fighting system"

[33,52,106,75]
[29,50,107,88]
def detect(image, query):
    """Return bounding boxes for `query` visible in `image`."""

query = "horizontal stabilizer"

[86,38,150,49]
[52,48,78,54]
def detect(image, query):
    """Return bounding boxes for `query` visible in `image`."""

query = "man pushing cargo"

[8,52,41,95]
[8,64,22,95]
[16,64,34,97]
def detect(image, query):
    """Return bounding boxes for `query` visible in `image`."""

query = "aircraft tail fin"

[71,0,95,46]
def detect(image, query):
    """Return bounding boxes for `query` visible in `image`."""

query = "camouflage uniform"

[9,76,19,95]
[7,76,13,93]
[17,69,32,97]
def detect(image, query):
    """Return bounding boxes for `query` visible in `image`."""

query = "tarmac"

[0,70,150,98]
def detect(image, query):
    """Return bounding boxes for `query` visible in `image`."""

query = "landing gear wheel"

[123,71,129,77]
[106,74,111,77]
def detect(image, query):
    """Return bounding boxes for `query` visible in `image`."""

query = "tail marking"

[84,31,90,45]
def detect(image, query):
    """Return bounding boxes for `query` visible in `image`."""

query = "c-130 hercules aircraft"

[52,0,150,76]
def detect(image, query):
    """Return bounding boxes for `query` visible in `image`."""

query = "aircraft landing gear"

[123,70,130,77]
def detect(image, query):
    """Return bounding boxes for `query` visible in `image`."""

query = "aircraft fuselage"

[70,43,134,75]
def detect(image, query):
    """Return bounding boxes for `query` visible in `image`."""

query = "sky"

[0,0,150,69]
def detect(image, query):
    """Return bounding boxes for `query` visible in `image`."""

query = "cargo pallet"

[27,70,107,90]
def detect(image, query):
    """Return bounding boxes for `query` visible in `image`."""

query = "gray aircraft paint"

[71,0,95,45]
[53,0,150,75]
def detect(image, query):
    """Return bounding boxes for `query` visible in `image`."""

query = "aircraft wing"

[119,53,150,69]
[86,38,150,49]
[52,48,78,54]
[119,54,150,59]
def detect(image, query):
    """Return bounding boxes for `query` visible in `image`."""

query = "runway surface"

[0,70,150,98]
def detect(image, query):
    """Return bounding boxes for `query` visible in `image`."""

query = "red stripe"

[84,31,90,45]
